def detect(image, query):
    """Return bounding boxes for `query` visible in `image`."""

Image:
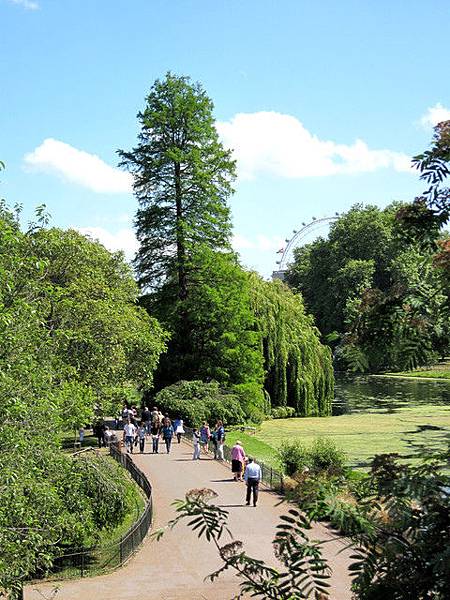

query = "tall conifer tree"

[118,73,236,297]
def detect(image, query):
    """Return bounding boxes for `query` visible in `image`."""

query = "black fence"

[183,426,285,493]
[39,442,152,580]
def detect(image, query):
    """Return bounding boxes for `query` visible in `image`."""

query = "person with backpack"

[162,417,174,454]
[141,406,151,434]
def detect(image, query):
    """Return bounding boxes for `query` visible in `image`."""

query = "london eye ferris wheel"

[272,215,338,280]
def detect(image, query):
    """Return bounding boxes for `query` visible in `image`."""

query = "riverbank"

[380,359,450,381]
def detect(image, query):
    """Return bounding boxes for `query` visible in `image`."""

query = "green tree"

[412,119,450,223]
[29,227,168,422]
[286,203,449,372]
[287,204,398,338]
[0,200,167,596]
[145,247,264,402]
[250,275,334,416]
[118,72,236,297]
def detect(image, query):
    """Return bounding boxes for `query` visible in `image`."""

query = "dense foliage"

[0,200,166,596]
[152,265,334,419]
[287,203,449,372]
[155,380,245,426]
[250,275,333,416]
[144,247,264,398]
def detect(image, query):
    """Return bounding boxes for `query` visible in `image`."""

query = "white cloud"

[24,138,133,194]
[216,111,412,180]
[9,0,39,10]
[420,103,450,129]
[77,226,138,260]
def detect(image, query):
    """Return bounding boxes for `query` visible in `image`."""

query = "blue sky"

[1,0,449,276]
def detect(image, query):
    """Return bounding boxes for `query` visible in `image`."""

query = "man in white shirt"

[244,457,262,507]
[123,420,137,454]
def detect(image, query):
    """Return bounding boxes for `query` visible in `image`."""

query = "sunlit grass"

[227,405,450,471]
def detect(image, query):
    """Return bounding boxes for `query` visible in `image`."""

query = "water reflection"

[333,374,450,415]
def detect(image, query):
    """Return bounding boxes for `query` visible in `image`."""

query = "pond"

[333,374,450,415]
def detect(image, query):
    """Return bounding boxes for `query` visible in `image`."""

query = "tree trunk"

[174,162,187,301]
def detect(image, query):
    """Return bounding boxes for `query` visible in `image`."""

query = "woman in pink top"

[231,441,246,481]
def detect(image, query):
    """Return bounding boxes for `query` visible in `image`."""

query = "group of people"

[192,428,262,507]
[117,404,262,507]
[192,420,225,460]
[121,404,185,455]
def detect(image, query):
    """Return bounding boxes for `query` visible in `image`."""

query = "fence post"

[270,467,273,488]
[80,550,84,577]
[119,537,123,565]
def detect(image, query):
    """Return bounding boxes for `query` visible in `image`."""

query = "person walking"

[192,428,201,460]
[244,457,262,506]
[199,421,211,455]
[123,419,137,454]
[175,418,185,443]
[214,420,225,460]
[150,418,161,453]
[142,406,151,434]
[93,421,106,448]
[162,417,174,454]
[137,421,146,453]
[230,440,246,481]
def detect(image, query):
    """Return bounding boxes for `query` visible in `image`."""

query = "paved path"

[26,441,353,599]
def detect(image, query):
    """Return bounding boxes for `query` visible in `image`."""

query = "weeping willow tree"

[249,274,333,416]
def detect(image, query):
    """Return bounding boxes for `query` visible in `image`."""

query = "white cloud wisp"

[77,226,138,260]
[420,103,450,129]
[217,111,412,180]
[24,138,133,194]
[8,0,39,10]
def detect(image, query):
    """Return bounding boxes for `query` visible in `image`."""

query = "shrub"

[279,437,346,477]
[279,440,309,476]
[308,437,346,476]
[155,380,245,426]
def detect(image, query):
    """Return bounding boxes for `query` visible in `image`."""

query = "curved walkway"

[26,442,353,600]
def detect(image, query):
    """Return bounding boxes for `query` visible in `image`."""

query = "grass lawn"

[228,405,450,471]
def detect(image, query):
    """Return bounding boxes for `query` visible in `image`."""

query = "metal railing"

[183,426,285,493]
[38,442,152,580]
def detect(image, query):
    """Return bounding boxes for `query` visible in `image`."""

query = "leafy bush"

[271,406,296,419]
[292,472,371,535]
[279,437,345,477]
[278,440,308,476]
[155,380,245,426]
[308,437,346,475]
